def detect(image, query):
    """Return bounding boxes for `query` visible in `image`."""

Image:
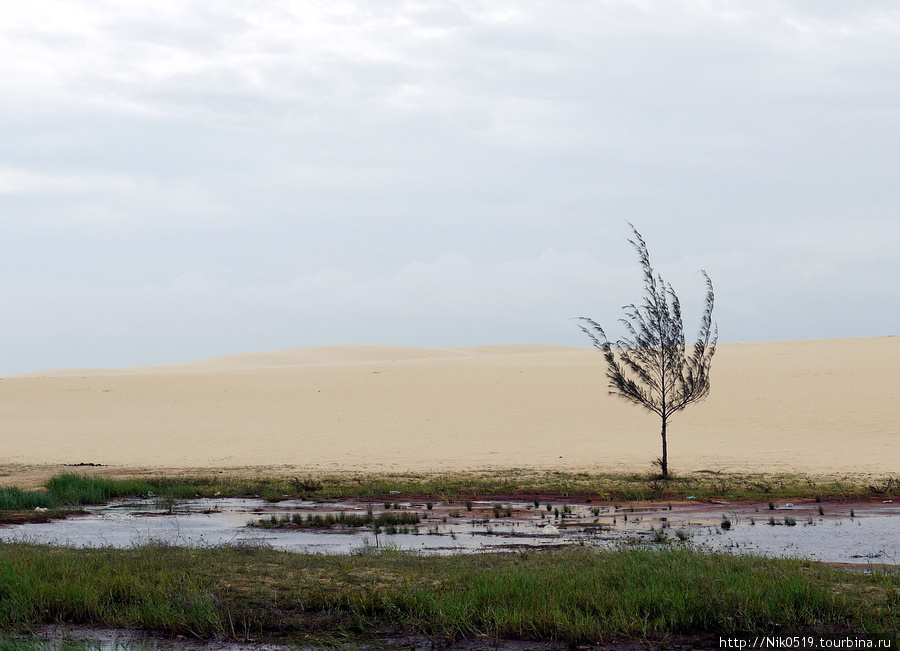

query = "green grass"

[0,470,896,515]
[0,543,897,645]
[217,469,896,502]
[265,469,897,502]
[43,475,156,505]
[0,544,219,638]
[0,489,55,511]
[2,469,896,527]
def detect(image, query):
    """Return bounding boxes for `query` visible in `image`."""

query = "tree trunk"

[660,417,668,479]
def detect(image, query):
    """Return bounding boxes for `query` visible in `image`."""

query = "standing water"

[1,497,898,564]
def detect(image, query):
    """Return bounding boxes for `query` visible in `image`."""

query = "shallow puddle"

[5,625,584,651]
[1,497,898,565]
[6,626,294,651]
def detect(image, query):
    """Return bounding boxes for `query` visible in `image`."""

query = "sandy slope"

[1,338,897,477]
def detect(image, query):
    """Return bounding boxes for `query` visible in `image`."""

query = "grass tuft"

[0,488,55,511]
[44,475,154,505]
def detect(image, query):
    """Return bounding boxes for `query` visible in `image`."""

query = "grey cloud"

[1,1,898,373]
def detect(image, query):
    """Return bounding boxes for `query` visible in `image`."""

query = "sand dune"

[1,338,898,477]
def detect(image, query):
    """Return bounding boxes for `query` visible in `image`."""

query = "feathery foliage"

[579,224,717,478]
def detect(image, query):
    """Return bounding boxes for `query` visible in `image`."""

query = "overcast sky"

[2,1,899,374]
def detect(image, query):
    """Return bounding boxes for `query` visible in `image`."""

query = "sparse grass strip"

[0,471,893,512]
[142,470,900,502]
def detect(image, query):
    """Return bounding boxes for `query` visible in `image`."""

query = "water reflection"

[7,626,292,651]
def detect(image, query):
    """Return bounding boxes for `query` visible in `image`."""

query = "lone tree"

[579,224,717,479]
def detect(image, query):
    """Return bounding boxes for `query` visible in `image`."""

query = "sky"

[2,1,899,374]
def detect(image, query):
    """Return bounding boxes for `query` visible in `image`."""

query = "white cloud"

[0,167,136,195]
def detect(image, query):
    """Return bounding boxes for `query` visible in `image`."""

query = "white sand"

[2,338,898,478]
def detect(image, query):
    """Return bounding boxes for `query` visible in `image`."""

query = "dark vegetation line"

[256,509,421,529]
[1,471,897,520]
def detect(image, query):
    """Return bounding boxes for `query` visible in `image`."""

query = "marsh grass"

[3,475,173,514]
[294,470,897,503]
[0,470,891,524]
[24,470,898,506]
[492,503,513,518]
[1,477,158,524]
[44,475,157,505]
[1,543,898,645]
[0,489,55,511]
[256,511,421,529]
[0,544,219,637]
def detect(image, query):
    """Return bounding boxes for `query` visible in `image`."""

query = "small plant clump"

[492,503,513,518]
[256,511,421,529]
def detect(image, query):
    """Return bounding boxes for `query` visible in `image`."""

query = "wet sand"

[1,337,898,483]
